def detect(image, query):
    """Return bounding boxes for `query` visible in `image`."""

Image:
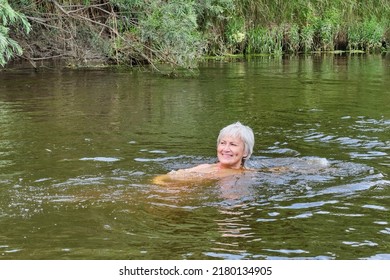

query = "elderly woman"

[153,122,255,185]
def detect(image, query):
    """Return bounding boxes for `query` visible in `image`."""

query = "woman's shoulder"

[153,164,217,186]
[166,164,213,175]
[184,163,216,172]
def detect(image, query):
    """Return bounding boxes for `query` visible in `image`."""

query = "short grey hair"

[217,121,255,166]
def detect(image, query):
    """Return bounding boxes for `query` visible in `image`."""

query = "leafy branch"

[0,0,31,66]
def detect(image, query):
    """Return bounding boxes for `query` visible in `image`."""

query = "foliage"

[0,0,30,66]
[233,0,390,54]
[2,0,390,70]
[246,26,283,55]
[225,16,245,54]
[137,0,204,69]
[348,17,386,52]
[195,0,235,55]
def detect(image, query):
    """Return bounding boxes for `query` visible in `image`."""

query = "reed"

[246,25,283,55]
[230,0,390,54]
[348,18,387,52]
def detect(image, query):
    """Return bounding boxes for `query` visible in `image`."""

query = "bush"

[138,0,204,69]
[111,0,206,73]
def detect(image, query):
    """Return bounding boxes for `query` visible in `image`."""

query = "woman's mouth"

[220,153,233,158]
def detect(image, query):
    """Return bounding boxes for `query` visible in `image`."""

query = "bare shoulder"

[184,163,215,172]
[152,164,217,186]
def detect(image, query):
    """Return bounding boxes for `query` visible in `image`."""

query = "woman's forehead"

[219,135,243,142]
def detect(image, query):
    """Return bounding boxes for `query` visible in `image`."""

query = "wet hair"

[217,121,255,167]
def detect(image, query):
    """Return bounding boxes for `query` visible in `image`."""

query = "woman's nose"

[222,144,231,151]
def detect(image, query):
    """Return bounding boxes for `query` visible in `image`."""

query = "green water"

[0,55,389,259]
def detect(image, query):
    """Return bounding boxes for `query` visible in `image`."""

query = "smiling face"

[217,135,247,169]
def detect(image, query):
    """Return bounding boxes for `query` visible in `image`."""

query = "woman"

[153,122,255,185]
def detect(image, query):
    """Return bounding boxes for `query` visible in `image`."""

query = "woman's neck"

[216,162,243,170]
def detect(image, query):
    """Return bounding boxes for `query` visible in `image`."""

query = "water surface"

[0,55,389,259]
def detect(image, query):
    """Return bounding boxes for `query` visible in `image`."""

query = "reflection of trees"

[0,71,127,181]
[0,103,18,171]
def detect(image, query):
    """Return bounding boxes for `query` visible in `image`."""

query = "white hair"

[217,121,255,166]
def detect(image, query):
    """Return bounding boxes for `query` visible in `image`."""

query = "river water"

[0,55,389,260]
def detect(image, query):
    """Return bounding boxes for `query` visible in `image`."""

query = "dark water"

[0,55,389,260]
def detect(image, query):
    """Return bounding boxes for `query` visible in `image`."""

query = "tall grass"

[246,26,283,55]
[227,0,390,55]
[348,18,387,52]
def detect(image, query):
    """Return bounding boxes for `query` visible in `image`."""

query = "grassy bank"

[228,0,390,55]
[2,0,389,70]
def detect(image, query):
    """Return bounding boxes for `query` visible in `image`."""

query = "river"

[0,54,389,259]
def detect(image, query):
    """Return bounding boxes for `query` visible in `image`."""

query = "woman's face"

[217,135,247,169]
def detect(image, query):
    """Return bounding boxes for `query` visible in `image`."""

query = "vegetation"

[0,0,30,66]
[1,0,389,71]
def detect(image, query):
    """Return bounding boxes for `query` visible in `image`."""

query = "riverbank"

[2,0,390,72]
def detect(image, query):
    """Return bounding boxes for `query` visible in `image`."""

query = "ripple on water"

[362,204,387,211]
[342,240,378,247]
[318,178,388,196]
[79,157,121,162]
[249,156,376,191]
[276,200,338,209]
[364,254,390,260]
[379,228,390,235]
[350,151,387,159]
[134,155,191,163]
